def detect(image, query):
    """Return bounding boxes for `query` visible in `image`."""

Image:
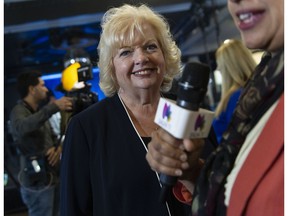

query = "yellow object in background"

[61,62,81,91]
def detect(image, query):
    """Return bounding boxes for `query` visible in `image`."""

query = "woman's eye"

[147,44,158,51]
[119,50,131,57]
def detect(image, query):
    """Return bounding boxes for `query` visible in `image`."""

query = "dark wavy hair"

[16,70,42,99]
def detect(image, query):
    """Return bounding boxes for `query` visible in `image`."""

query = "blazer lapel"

[227,93,284,216]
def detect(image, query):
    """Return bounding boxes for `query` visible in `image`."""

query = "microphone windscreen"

[177,62,210,111]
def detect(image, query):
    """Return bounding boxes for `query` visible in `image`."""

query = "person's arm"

[10,103,60,137]
[10,97,73,137]
[146,127,218,205]
[172,158,205,205]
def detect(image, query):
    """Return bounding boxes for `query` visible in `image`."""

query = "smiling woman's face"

[112,23,165,94]
[228,0,284,52]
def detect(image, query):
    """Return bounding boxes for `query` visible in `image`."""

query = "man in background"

[10,70,73,216]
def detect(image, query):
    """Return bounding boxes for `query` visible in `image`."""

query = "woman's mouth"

[132,69,155,75]
[239,13,253,23]
[236,10,264,30]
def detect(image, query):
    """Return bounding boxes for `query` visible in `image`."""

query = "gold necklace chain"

[137,120,159,131]
[131,115,159,137]
[117,92,160,136]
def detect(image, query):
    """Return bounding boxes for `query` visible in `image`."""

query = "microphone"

[176,62,210,111]
[157,61,211,203]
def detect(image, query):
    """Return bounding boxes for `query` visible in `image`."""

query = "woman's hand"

[146,128,204,182]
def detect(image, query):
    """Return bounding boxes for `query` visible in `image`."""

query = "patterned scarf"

[191,50,284,216]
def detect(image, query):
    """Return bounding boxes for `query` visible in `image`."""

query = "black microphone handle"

[159,174,179,203]
[158,61,210,203]
[159,100,199,204]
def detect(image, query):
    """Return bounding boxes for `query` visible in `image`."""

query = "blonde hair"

[97,4,182,97]
[215,39,257,117]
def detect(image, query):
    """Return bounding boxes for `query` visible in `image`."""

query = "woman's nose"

[134,49,148,64]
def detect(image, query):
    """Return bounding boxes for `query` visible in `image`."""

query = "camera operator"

[9,70,73,216]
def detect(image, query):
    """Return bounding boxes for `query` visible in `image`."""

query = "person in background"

[146,0,284,214]
[60,4,194,216]
[40,89,62,140]
[212,39,256,143]
[10,70,73,216]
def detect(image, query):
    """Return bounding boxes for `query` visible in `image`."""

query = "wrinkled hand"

[146,128,204,181]
[54,96,73,112]
[46,146,62,166]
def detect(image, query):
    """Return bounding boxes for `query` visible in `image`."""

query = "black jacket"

[60,94,193,216]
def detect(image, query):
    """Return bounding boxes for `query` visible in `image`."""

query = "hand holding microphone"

[147,62,212,202]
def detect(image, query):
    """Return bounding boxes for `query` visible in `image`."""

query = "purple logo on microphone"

[162,103,172,122]
[194,114,205,131]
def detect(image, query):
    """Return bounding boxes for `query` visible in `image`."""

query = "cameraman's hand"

[54,96,73,111]
[46,146,62,167]
[146,128,204,182]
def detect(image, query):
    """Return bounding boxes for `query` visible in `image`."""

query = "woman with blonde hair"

[213,39,257,143]
[60,4,191,216]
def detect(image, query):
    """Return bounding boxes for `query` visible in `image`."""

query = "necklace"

[129,114,159,137]
[118,96,159,136]
[137,120,159,131]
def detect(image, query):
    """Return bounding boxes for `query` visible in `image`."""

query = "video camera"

[57,61,98,115]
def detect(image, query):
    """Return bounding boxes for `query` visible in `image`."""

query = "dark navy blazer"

[60,94,191,216]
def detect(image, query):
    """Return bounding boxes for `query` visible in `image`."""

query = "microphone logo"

[162,103,172,122]
[194,114,205,131]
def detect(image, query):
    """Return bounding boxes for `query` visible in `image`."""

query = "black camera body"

[66,83,98,115]
[77,64,93,83]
